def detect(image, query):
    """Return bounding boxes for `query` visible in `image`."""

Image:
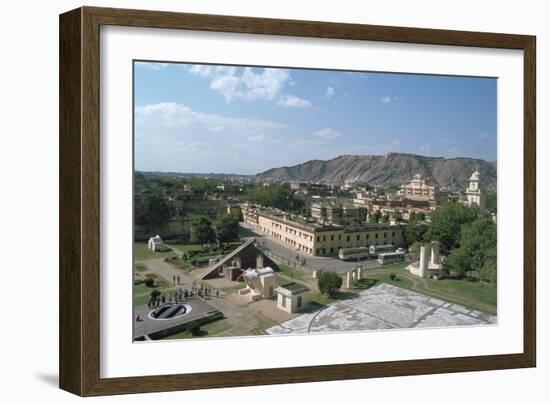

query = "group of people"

[172,274,182,285]
[190,281,219,299]
[145,283,220,310]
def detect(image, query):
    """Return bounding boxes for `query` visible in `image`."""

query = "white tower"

[465,169,485,213]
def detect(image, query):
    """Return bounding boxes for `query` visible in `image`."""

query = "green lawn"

[133,242,176,261]
[165,241,244,271]
[133,285,180,306]
[249,312,279,335]
[133,275,171,294]
[308,291,338,306]
[277,264,308,280]
[133,293,153,307]
[168,258,194,271]
[308,289,359,306]
[362,272,414,290]
[165,242,204,254]
[426,278,497,309]
[134,263,148,272]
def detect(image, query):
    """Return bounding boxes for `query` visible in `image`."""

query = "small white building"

[275,282,309,313]
[147,235,169,252]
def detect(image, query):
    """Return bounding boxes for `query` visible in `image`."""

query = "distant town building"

[290,181,330,194]
[352,192,373,207]
[462,169,486,213]
[310,202,367,226]
[400,174,448,206]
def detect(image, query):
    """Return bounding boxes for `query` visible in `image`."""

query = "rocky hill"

[256,153,497,192]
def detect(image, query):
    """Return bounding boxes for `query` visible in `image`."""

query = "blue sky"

[134,61,497,175]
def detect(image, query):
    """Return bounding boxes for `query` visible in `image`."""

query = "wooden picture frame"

[59,6,536,396]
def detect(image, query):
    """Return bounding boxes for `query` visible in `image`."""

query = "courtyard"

[266,282,496,335]
[133,237,497,340]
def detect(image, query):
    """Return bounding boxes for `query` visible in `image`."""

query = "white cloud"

[324,86,335,99]
[210,74,241,102]
[247,134,265,142]
[313,128,342,139]
[188,65,236,77]
[135,102,290,173]
[278,95,312,108]
[188,65,291,103]
[241,68,289,101]
[135,102,286,136]
[381,95,399,104]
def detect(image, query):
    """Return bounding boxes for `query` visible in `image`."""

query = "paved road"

[240,222,383,274]
[141,258,194,288]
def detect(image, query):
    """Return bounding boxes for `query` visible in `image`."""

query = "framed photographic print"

[59,6,536,396]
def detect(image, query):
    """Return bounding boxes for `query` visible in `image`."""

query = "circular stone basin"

[148,303,192,320]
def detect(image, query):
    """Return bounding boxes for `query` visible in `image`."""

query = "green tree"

[380,213,390,224]
[427,202,478,254]
[486,193,497,214]
[404,223,428,246]
[368,210,381,224]
[408,241,423,259]
[135,193,171,228]
[190,217,216,245]
[245,184,304,212]
[317,271,343,296]
[446,247,472,277]
[216,214,240,244]
[459,217,497,277]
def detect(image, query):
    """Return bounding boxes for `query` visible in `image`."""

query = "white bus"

[377,251,406,265]
[369,244,395,257]
[338,247,370,261]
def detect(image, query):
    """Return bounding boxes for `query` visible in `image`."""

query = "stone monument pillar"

[357,267,362,280]
[431,241,440,265]
[419,245,429,278]
[346,271,353,288]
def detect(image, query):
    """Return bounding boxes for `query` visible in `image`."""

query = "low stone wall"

[147,310,224,340]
